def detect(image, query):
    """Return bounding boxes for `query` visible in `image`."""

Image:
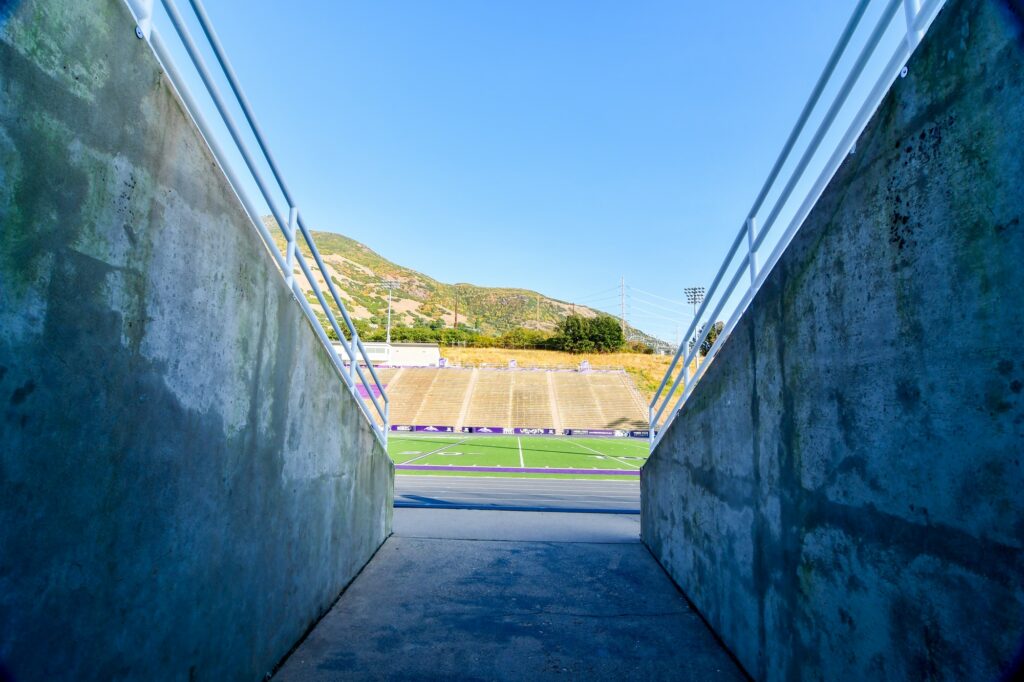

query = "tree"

[553,315,590,352]
[689,321,724,357]
[551,314,624,354]
[589,315,625,352]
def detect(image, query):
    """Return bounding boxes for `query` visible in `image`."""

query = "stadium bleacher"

[416,367,473,426]
[464,370,511,427]
[364,365,648,431]
[511,371,555,429]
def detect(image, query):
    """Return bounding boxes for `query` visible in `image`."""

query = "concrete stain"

[9,378,33,404]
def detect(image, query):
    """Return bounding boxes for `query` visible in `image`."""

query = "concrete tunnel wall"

[0,0,393,679]
[642,0,1024,680]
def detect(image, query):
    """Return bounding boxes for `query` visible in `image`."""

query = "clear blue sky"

[177,1,876,342]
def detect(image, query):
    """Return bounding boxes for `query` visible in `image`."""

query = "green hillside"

[264,217,666,347]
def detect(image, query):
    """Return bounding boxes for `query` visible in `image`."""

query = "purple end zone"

[395,464,640,476]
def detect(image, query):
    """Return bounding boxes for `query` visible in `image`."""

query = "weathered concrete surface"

[642,0,1024,679]
[0,0,392,679]
[275,508,746,681]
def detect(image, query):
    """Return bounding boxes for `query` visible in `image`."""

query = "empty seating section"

[552,372,603,429]
[464,371,512,426]
[371,368,399,386]
[511,372,555,428]
[385,368,434,425]
[415,369,472,425]
[552,372,648,430]
[369,367,649,429]
[587,373,648,429]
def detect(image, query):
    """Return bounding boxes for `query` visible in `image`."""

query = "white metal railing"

[124,0,389,445]
[648,0,945,451]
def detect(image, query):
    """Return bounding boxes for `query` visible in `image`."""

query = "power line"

[627,295,689,316]
[629,295,686,312]
[629,311,682,323]
[627,285,689,306]
[568,285,619,301]
[575,294,620,304]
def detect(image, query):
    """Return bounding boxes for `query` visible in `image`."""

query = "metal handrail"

[124,0,389,445]
[648,0,945,451]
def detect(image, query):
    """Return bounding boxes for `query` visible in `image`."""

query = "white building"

[334,342,441,368]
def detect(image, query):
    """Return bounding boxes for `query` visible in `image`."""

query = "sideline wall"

[642,1,1024,679]
[0,0,392,678]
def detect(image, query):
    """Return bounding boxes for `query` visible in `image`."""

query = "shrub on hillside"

[626,340,654,354]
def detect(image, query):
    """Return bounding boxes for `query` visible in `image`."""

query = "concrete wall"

[642,1,1024,679]
[0,0,393,679]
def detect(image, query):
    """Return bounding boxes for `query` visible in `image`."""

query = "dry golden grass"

[441,347,696,401]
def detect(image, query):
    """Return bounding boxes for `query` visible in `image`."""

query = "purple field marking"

[394,464,640,476]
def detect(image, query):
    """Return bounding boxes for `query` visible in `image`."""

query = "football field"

[387,434,649,478]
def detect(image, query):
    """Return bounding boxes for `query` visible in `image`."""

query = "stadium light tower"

[683,286,706,316]
[684,286,706,351]
[381,280,399,344]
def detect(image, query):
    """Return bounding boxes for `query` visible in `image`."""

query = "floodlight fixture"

[683,286,706,314]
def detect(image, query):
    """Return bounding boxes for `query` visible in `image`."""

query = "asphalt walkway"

[273,509,746,681]
[394,475,640,513]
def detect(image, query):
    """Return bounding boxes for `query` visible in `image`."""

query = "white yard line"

[565,440,605,456]
[402,438,470,464]
[567,440,641,469]
[517,437,525,468]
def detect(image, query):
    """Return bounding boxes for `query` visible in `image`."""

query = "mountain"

[265,218,668,347]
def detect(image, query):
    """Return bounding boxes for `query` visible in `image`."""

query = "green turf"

[395,470,639,480]
[387,434,650,477]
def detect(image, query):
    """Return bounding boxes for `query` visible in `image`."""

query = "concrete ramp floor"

[274,509,746,681]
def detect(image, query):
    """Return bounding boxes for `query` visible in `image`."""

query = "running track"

[394,475,640,513]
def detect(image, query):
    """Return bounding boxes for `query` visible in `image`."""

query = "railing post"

[285,206,298,290]
[127,0,153,40]
[349,336,358,383]
[649,406,654,449]
[745,217,758,284]
[903,0,924,51]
